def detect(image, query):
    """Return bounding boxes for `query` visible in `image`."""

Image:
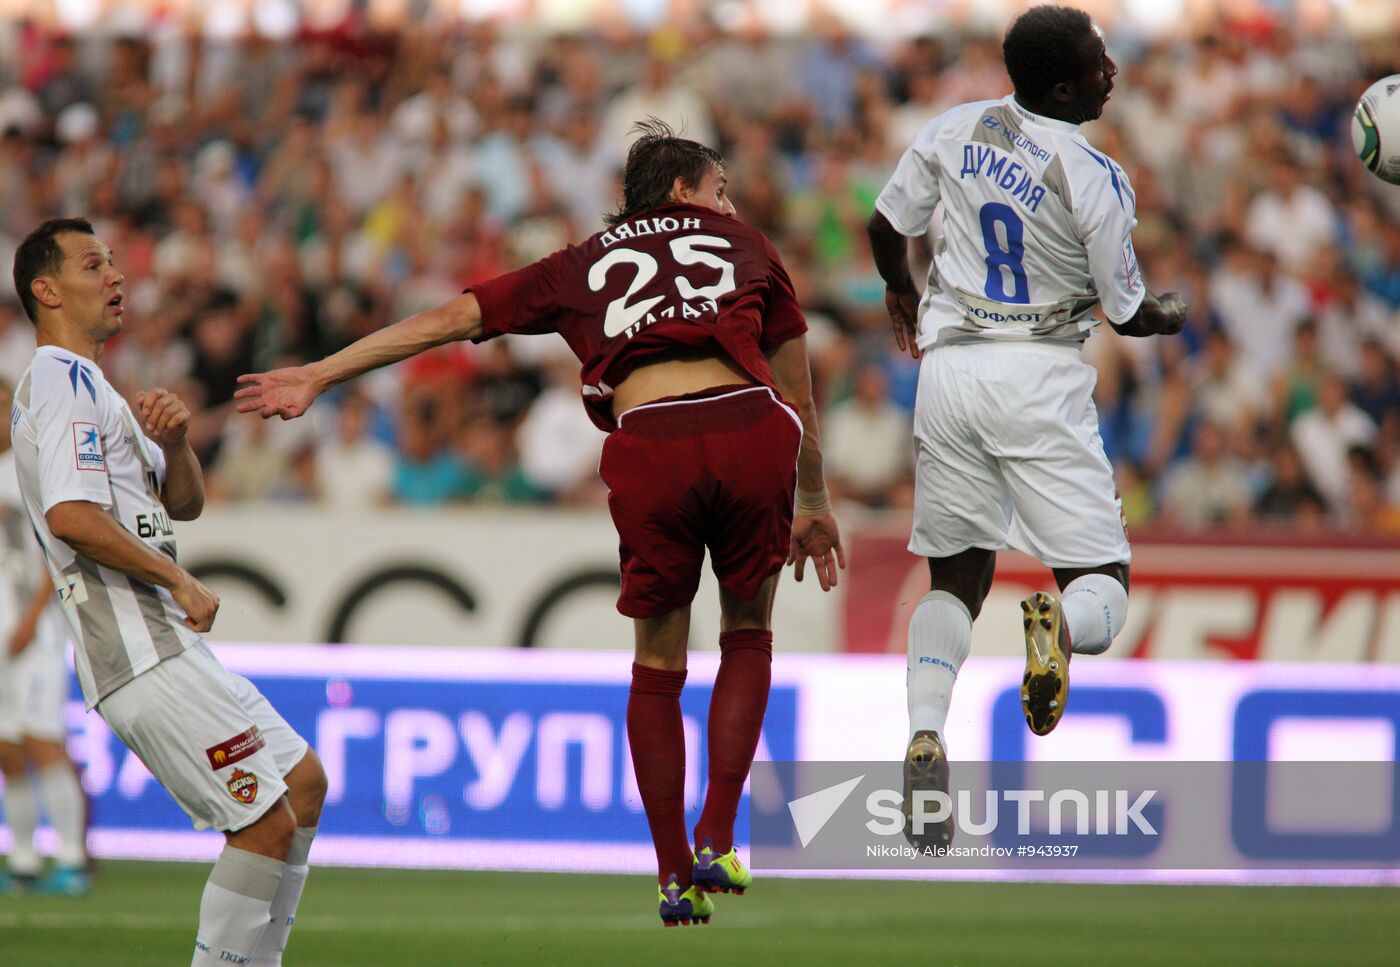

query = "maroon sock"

[693,629,773,855]
[627,661,692,887]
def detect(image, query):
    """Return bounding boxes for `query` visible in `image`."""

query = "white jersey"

[10,345,197,709]
[876,94,1146,348]
[0,447,63,654]
[0,448,41,620]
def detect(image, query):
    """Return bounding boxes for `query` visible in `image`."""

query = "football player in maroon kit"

[236,120,844,927]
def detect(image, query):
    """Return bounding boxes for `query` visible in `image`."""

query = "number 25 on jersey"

[589,235,738,338]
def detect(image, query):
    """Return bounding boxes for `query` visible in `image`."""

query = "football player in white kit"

[867,6,1186,846]
[9,218,326,966]
[0,376,90,895]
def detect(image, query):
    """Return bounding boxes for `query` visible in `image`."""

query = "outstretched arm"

[767,335,846,591]
[867,209,922,359]
[235,292,484,420]
[1109,291,1188,338]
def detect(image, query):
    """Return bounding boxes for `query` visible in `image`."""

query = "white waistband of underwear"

[614,385,769,425]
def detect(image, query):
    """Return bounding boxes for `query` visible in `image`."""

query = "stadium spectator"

[1190,329,1269,438]
[1316,269,1393,378]
[0,301,36,385]
[454,418,546,505]
[392,392,470,506]
[1208,245,1310,380]
[822,360,911,507]
[597,56,716,164]
[1160,421,1254,529]
[1254,445,1327,524]
[314,389,396,509]
[207,410,315,503]
[516,354,607,504]
[1291,373,1379,510]
[1349,340,1400,427]
[1272,320,1325,424]
[1243,159,1338,272]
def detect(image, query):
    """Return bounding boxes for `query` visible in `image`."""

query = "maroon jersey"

[468,203,807,431]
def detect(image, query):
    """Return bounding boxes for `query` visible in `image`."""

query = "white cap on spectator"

[56,103,99,144]
[196,139,237,177]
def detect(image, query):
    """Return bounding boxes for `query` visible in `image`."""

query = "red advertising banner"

[842,524,1400,662]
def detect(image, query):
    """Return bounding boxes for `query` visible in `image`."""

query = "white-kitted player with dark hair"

[8,217,327,966]
[867,5,1187,847]
[0,375,90,896]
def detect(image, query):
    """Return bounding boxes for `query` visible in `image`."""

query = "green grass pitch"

[0,862,1394,966]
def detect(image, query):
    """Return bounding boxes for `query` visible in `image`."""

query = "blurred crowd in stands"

[0,4,1399,534]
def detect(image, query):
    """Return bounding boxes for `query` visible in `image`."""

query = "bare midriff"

[611,352,756,419]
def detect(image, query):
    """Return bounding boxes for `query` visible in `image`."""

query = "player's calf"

[193,845,287,965]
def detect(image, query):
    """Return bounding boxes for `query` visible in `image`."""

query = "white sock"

[35,762,87,868]
[1060,574,1128,656]
[906,591,973,742]
[2,770,40,875]
[193,847,284,966]
[250,826,316,966]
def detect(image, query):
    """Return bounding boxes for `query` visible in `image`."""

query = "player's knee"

[961,589,990,622]
[1107,563,1129,594]
[719,577,778,631]
[930,583,987,621]
[239,799,297,860]
[719,605,771,633]
[0,741,26,775]
[22,737,66,770]
[1063,572,1128,656]
[927,550,995,620]
[307,758,329,809]
[634,641,688,671]
[293,750,329,816]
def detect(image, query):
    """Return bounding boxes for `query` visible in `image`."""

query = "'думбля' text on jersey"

[468,203,807,431]
[876,94,1145,349]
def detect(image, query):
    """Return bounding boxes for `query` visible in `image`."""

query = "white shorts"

[97,640,308,833]
[0,610,69,743]
[909,341,1131,569]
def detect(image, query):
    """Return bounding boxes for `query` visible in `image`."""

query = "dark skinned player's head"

[1002,5,1118,124]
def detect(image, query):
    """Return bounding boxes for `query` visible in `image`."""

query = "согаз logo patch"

[72,422,104,471]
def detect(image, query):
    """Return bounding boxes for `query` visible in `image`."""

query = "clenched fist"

[137,388,192,447]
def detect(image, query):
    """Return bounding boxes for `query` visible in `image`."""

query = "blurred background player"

[236,120,845,927]
[868,6,1187,846]
[9,218,327,965]
[0,375,90,895]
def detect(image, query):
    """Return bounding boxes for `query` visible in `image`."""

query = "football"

[1353,74,1400,184]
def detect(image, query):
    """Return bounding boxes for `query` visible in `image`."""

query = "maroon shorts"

[600,385,803,619]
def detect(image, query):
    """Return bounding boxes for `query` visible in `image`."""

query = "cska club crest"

[227,769,259,805]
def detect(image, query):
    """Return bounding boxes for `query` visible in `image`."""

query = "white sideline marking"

[0,908,897,934]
